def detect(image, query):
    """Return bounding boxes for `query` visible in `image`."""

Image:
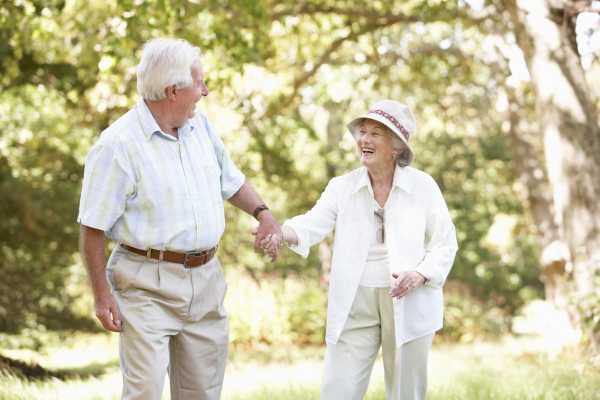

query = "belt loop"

[146,248,152,258]
[159,250,164,262]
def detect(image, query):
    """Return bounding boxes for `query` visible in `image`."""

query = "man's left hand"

[253,210,283,262]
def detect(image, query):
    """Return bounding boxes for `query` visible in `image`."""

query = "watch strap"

[253,205,269,220]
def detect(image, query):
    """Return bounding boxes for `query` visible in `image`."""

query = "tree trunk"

[316,102,347,291]
[504,86,570,311]
[477,29,570,313]
[503,0,600,342]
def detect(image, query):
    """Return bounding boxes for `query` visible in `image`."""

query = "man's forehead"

[191,60,205,80]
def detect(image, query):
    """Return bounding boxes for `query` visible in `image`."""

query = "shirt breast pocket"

[204,164,223,204]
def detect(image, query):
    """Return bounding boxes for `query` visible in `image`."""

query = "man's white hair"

[137,38,203,101]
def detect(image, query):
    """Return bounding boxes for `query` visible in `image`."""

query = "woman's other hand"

[389,271,426,299]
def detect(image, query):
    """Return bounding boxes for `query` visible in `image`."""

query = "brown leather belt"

[121,244,217,268]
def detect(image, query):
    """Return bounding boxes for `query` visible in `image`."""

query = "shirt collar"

[137,98,194,141]
[392,164,412,193]
[352,164,413,194]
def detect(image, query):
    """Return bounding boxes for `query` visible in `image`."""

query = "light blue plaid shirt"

[78,99,245,251]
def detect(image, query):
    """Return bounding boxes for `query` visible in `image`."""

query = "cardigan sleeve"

[414,176,459,290]
[283,178,339,259]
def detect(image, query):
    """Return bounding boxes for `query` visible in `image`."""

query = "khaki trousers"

[320,286,434,400]
[107,244,229,400]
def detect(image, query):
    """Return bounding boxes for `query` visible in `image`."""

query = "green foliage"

[576,271,600,344]
[0,86,97,333]
[226,270,327,346]
[440,282,509,342]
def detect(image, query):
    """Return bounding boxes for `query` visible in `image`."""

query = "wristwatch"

[253,205,269,220]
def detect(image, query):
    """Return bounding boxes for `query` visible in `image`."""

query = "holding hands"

[256,232,280,258]
[252,228,282,261]
[252,216,283,262]
[389,271,426,299]
[253,225,298,262]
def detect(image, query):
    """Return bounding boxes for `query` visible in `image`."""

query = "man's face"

[174,59,209,124]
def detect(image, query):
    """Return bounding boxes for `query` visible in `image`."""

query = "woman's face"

[357,119,396,169]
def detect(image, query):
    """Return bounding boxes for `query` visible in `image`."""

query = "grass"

[2,334,600,399]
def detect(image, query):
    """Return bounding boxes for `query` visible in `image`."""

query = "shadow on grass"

[0,354,120,381]
[59,358,121,378]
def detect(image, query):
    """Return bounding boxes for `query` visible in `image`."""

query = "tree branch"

[407,44,469,58]
[552,1,599,18]
[272,5,422,23]
[468,4,502,22]
[291,22,396,95]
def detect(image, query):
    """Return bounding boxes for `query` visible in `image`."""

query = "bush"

[225,268,327,347]
[438,281,510,343]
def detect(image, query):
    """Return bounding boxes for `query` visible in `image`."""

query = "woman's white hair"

[137,38,203,101]
[388,128,411,167]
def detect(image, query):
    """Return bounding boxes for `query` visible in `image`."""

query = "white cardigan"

[283,165,458,347]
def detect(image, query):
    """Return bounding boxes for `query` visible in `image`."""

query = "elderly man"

[78,38,282,400]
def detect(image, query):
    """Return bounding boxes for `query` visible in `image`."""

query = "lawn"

[1,333,600,400]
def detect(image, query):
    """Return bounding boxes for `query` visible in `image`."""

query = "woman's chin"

[360,155,379,168]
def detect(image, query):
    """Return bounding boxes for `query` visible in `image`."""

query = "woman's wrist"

[413,271,426,286]
[282,226,299,245]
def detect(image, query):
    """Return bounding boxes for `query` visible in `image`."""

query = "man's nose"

[203,84,209,96]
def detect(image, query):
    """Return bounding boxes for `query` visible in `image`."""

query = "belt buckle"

[183,245,217,268]
[184,251,203,269]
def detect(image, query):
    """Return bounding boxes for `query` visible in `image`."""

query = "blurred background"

[2,0,600,398]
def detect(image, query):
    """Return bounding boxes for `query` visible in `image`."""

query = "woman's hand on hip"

[389,271,426,299]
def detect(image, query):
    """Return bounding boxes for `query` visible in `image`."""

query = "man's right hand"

[80,224,123,333]
[94,290,123,332]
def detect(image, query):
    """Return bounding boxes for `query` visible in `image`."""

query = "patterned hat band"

[368,110,410,141]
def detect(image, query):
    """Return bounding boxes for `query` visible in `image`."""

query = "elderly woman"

[260,100,458,399]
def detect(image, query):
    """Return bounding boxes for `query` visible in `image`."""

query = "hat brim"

[347,114,414,166]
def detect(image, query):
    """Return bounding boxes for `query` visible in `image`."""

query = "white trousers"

[107,244,229,400]
[320,286,434,400]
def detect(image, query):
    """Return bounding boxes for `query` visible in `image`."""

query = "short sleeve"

[77,144,135,232]
[203,116,245,200]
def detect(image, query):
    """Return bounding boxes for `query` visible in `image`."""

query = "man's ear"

[166,84,177,101]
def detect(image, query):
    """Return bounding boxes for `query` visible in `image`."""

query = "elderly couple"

[79,38,457,400]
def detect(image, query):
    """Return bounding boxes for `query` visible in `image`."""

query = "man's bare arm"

[227,180,283,262]
[79,224,123,332]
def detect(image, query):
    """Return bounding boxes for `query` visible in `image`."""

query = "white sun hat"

[346,99,417,166]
